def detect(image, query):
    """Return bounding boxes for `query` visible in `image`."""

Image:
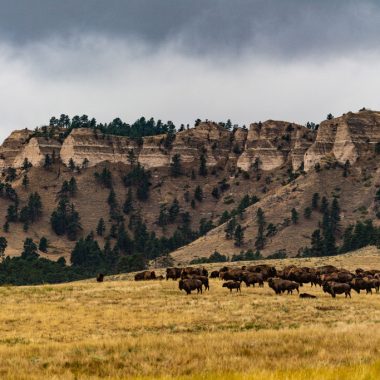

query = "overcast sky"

[0,0,380,143]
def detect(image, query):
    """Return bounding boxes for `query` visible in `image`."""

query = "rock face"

[236,121,314,171]
[1,111,380,173]
[0,129,33,170]
[304,110,380,171]
[60,128,138,167]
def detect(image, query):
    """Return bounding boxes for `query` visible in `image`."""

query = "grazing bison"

[210,270,220,279]
[96,273,104,283]
[350,278,377,294]
[182,274,210,291]
[181,267,208,278]
[222,281,241,293]
[220,269,244,281]
[268,278,300,295]
[299,293,316,299]
[166,267,182,281]
[320,271,354,284]
[246,264,276,280]
[241,272,264,287]
[135,270,156,281]
[323,281,351,298]
[179,279,203,295]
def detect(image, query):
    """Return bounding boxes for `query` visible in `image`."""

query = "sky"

[1,0,380,143]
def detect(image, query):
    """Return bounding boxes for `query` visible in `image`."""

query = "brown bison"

[350,278,377,294]
[182,274,210,291]
[246,264,276,280]
[210,270,220,278]
[181,267,208,278]
[323,281,351,298]
[241,272,264,287]
[320,271,354,284]
[299,293,316,298]
[222,281,241,292]
[179,279,203,295]
[96,273,104,283]
[220,269,244,281]
[166,267,182,281]
[268,278,300,295]
[135,270,156,281]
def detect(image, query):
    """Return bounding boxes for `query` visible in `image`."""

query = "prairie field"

[1,247,380,379]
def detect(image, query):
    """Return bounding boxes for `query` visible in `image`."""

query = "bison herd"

[133,264,380,298]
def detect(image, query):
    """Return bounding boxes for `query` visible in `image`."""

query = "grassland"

[1,247,380,379]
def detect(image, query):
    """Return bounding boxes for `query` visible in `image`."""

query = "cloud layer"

[0,1,380,142]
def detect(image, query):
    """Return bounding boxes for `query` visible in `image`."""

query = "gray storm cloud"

[0,0,380,142]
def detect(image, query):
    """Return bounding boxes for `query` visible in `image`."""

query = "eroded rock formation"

[1,110,379,173]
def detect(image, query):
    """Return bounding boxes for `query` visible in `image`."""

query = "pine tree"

[123,189,133,215]
[320,196,329,213]
[21,158,32,171]
[199,154,208,176]
[158,205,169,227]
[310,229,323,256]
[304,207,312,219]
[21,238,39,260]
[127,149,136,166]
[219,210,230,225]
[343,160,350,177]
[234,224,244,247]
[194,186,203,202]
[68,177,77,197]
[22,174,29,190]
[330,197,341,233]
[44,154,52,169]
[3,221,9,233]
[311,193,320,210]
[68,158,76,172]
[255,208,266,250]
[96,218,106,236]
[0,236,7,260]
[225,217,236,239]
[168,199,180,222]
[291,208,299,224]
[170,154,182,177]
[38,237,48,253]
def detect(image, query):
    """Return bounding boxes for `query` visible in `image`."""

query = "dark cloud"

[0,1,379,143]
[0,0,380,57]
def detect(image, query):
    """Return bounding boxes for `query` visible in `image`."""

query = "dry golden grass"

[1,247,380,379]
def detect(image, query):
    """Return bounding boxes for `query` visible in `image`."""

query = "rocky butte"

[0,109,379,264]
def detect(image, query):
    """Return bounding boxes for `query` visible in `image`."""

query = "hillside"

[1,247,380,379]
[0,109,379,269]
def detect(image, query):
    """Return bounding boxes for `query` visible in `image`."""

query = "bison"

[323,281,351,298]
[166,267,182,281]
[222,281,241,293]
[299,293,316,299]
[178,279,203,295]
[135,270,156,281]
[246,264,276,280]
[210,270,220,279]
[182,274,210,291]
[241,272,264,287]
[268,278,300,295]
[96,273,104,283]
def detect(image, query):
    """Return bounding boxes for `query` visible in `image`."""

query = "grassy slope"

[172,159,380,264]
[0,246,380,379]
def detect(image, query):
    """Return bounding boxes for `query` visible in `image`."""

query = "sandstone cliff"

[304,110,380,171]
[1,110,379,176]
